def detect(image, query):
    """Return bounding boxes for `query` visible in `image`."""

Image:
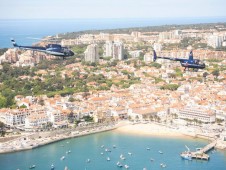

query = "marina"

[1,130,226,170]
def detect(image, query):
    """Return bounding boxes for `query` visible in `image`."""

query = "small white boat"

[60,156,65,160]
[113,145,116,148]
[124,164,129,169]
[160,163,166,168]
[101,145,104,148]
[143,168,147,170]
[86,159,91,163]
[120,154,126,160]
[68,150,71,153]
[101,152,104,155]
[128,152,132,155]
[116,162,123,167]
[29,165,36,169]
[51,164,54,170]
[107,157,110,161]
[147,147,150,150]
[159,151,163,154]
[150,158,155,161]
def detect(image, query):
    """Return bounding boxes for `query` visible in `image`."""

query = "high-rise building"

[207,34,226,48]
[113,42,124,60]
[104,41,124,60]
[84,44,99,62]
[105,41,113,57]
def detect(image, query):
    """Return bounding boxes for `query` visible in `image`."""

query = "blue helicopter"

[11,39,74,59]
[153,50,205,71]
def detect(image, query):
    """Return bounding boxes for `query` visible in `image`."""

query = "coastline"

[0,121,225,154]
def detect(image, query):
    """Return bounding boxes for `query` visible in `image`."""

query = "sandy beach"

[115,123,188,138]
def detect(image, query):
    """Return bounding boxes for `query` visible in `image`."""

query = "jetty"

[181,140,217,161]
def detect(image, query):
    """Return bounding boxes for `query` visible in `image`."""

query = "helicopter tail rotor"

[153,50,157,62]
[11,38,19,47]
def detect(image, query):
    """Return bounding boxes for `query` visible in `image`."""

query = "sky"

[0,0,226,19]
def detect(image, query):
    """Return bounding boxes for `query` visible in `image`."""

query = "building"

[25,113,49,129]
[179,107,216,123]
[5,109,30,126]
[207,34,226,48]
[104,41,124,60]
[153,43,162,52]
[84,44,99,62]
[113,42,124,60]
[105,41,113,57]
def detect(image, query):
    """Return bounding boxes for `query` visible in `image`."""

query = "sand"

[115,123,186,138]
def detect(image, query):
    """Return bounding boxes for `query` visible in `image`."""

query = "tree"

[212,69,220,78]
[0,121,6,137]
[0,94,7,108]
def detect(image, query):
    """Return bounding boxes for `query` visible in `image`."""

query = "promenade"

[0,121,128,154]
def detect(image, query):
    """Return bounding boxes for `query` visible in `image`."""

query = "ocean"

[0,131,226,170]
[1,17,226,48]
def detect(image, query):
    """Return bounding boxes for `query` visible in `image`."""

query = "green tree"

[0,94,7,108]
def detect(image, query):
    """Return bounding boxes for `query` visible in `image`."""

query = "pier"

[181,140,217,161]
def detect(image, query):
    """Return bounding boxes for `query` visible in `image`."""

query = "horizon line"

[1,16,226,20]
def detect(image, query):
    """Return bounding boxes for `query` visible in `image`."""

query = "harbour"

[1,130,226,170]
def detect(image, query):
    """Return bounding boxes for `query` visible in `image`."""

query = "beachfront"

[1,121,226,154]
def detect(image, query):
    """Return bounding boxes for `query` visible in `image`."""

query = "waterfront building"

[84,44,99,62]
[25,113,49,129]
[5,109,30,127]
[179,107,216,123]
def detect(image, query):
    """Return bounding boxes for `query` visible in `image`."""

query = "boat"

[160,163,166,168]
[101,145,104,148]
[60,156,65,160]
[101,152,104,155]
[181,145,192,161]
[159,151,163,154]
[124,164,129,169]
[116,162,123,168]
[120,154,126,160]
[86,159,91,163]
[181,153,192,161]
[128,152,132,155]
[146,147,150,150]
[150,158,155,161]
[29,165,36,169]
[107,157,110,161]
[105,148,111,152]
[51,164,54,170]
[113,145,116,148]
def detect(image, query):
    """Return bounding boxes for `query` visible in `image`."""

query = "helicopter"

[153,50,205,71]
[11,39,74,59]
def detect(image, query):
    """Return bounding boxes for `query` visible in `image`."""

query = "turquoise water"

[0,131,226,170]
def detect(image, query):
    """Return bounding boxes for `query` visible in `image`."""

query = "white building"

[5,109,30,126]
[104,41,124,60]
[179,107,216,123]
[207,34,226,48]
[84,44,99,62]
[105,41,113,57]
[25,113,49,129]
[153,43,162,52]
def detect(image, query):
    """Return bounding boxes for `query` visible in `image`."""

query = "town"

[0,23,226,153]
